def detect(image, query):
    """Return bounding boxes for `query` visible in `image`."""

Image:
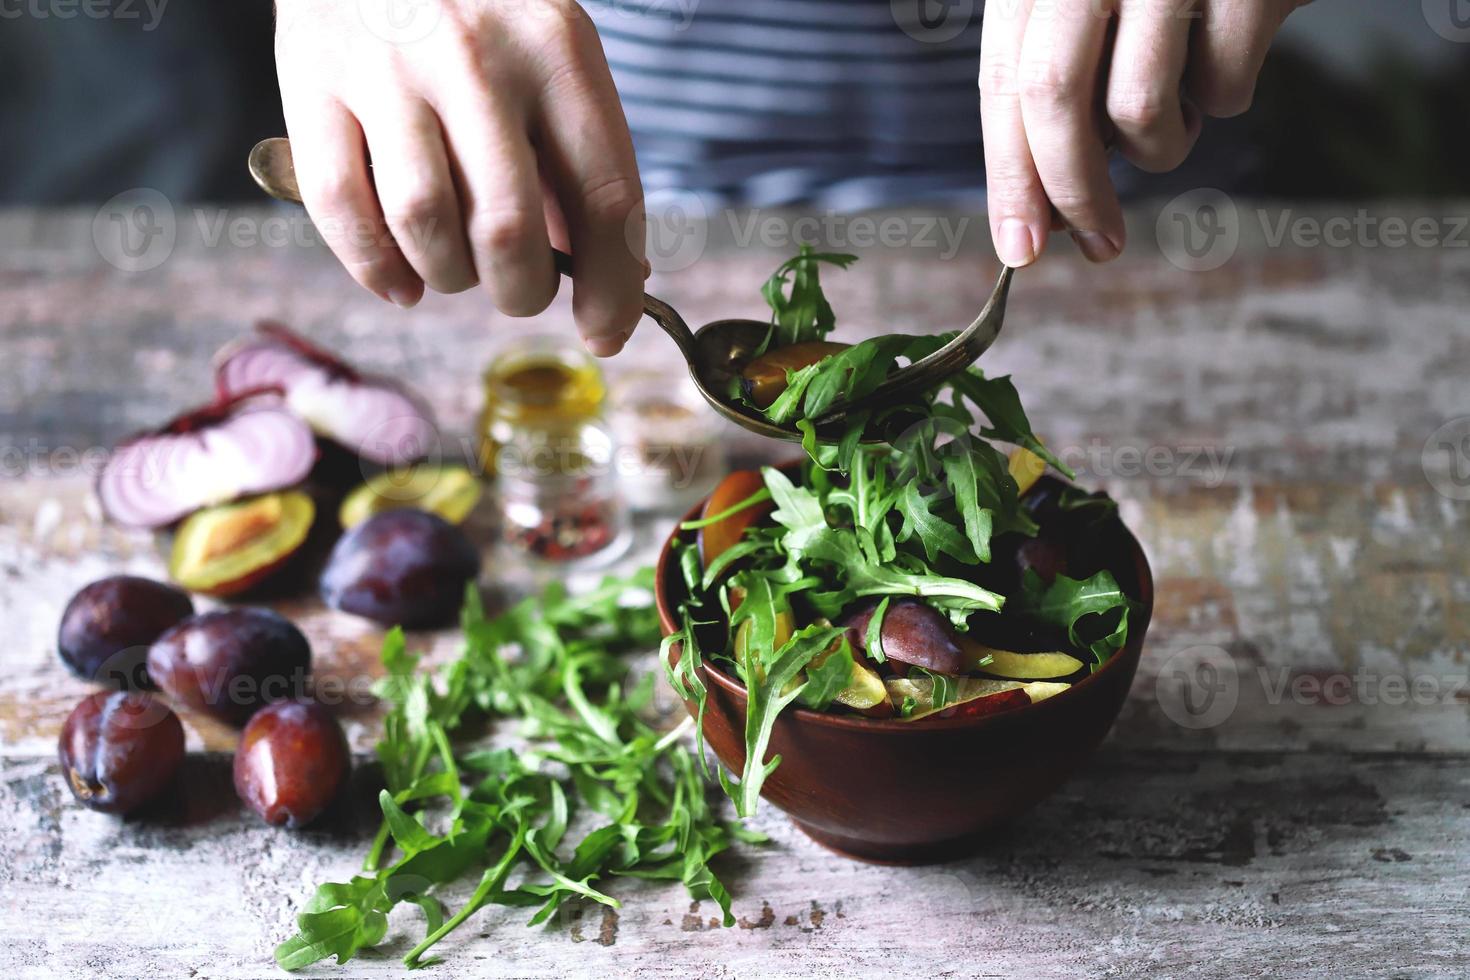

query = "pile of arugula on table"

[278,247,1132,971]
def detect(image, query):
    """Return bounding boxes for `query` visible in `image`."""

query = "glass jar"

[494,420,630,567]
[479,335,629,568]
[477,335,606,477]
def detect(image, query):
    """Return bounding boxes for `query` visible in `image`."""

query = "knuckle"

[978,56,1020,99]
[1019,66,1078,113]
[302,169,364,216]
[1107,87,1172,133]
[472,208,538,259]
[579,173,643,225]
[381,184,448,230]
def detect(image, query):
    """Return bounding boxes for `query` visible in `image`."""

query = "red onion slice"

[215,323,437,467]
[98,404,317,529]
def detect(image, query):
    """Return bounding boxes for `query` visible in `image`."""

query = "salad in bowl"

[658,248,1152,860]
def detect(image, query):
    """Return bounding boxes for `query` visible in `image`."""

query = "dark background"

[1,0,1466,204]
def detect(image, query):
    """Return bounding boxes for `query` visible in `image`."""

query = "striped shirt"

[585,0,990,209]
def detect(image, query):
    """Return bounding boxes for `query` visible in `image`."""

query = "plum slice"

[840,598,967,676]
[97,391,317,529]
[216,321,436,467]
[338,465,482,529]
[740,341,849,408]
[697,469,773,570]
[168,491,315,597]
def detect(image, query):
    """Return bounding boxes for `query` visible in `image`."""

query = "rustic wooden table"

[1,204,1466,978]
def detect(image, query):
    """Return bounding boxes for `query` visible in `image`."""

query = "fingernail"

[641,259,653,280]
[585,334,625,358]
[386,286,420,309]
[996,218,1037,268]
[1071,231,1121,263]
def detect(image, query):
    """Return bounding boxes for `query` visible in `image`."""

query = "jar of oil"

[477,335,606,476]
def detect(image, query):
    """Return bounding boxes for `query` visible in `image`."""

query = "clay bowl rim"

[654,468,1154,735]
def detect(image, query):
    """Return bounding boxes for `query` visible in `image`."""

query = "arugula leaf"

[723,623,844,817]
[799,639,857,710]
[760,245,858,348]
[864,596,890,664]
[1017,569,1133,668]
[948,371,1071,477]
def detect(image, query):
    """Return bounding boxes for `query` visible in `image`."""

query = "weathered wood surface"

[1,206,1467,978]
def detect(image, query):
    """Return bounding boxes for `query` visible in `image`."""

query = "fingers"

[1187,0,1295,118]
[533,10,646,355]
[436,69,559,320]
[1107,0,1202,173]
[285,98,424,307]
[358,99,478,295]
[1018,0,1125,262]
[980,0,1049,268]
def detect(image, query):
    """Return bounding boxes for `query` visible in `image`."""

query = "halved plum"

[338,465,481,529]
[169,491,315,597]
[740,341,849,408]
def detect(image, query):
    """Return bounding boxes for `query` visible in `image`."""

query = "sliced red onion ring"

[98,400,317,529]
[215,322,437,467]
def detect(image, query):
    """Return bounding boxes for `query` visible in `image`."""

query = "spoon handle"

[247,136,699,360]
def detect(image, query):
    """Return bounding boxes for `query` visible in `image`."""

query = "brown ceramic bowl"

[655,474,1154,864]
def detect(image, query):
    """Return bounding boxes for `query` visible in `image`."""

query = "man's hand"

[980,0,1306,266]
[275,0,645,355]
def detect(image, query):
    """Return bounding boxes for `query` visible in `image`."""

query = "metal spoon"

[248,137,1012,443]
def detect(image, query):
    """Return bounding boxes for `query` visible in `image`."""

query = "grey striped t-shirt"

[585,0,988,209]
